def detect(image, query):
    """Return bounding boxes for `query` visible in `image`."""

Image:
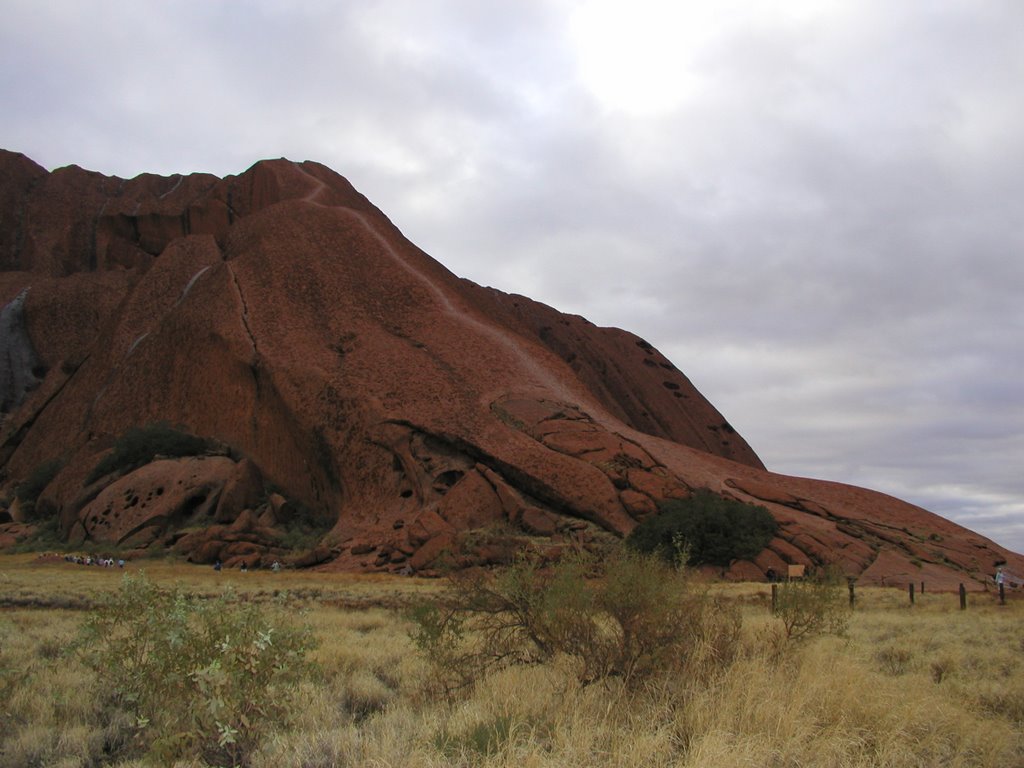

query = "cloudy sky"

[3,1,1022,553]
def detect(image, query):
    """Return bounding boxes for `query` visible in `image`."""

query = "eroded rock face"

[0,289,43,412]
[78,457,235,547]
[55,452,293,567]
[0,148,1020,588]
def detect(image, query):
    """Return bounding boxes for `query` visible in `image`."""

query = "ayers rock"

[0,149,1019,589]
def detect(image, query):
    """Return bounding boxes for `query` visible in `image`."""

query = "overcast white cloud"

[2,0,1021,551]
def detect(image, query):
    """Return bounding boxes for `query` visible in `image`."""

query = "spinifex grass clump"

[75,573,317,767]
[410,549,741,698]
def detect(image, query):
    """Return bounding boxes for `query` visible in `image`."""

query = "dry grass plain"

[1,553,1021,767]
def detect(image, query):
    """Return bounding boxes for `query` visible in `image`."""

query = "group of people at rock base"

[64,554,125,568]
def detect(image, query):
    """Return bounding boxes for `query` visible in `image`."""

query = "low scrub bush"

[87,422,214,484]
[627,490,778,567]
[773,572,849,641]
[75,573,317,766]
[410,549,741,698]
[876,644,914,675]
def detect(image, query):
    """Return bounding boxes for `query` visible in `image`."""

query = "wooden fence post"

[959,583,967,610]
[999,583,1006,606]
[848,579,856,608]
[909,583,915,605]
[771,583,778,614]
[921,581,925,595]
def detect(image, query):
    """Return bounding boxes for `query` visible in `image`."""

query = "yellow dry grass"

[1,554,1021,767]
[0,552,443,609]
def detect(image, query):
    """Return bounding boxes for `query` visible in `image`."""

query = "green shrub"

[76,573,317,766]
[87,422,214,484]
[773,572,849,641]
[410,549,740,697]
[627,490,778,567]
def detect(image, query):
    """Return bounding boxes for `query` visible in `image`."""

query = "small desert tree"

[627,490,778,567]
[773,571,849,641]
[410,549,741,697]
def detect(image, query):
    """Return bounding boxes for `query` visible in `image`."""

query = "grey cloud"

[1,1,1021,551]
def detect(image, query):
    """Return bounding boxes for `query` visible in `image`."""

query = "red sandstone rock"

[289,544,335,567]
[520,507,559,537]
[0,149,1021,589]
[437,469,505,530]
[727,560,765,582]
[0,521,34,547]
[406,509,455,547]
[409,533,455,571]
[215,459,263,523]
[78,457,236,546]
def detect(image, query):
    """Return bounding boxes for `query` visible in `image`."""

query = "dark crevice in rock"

[224,261,261,424]
[226,263,259,361]
[0,289,43,413]
[115,515,168,547]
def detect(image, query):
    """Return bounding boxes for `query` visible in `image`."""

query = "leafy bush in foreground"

[410,549,741,698]
[76,573,317,766]
[87,422,214,483]
[627,490,778,567]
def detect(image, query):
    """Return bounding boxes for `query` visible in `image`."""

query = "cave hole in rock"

[432,469,464,493]
[179,492,210,518]
[399,489,413,499]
